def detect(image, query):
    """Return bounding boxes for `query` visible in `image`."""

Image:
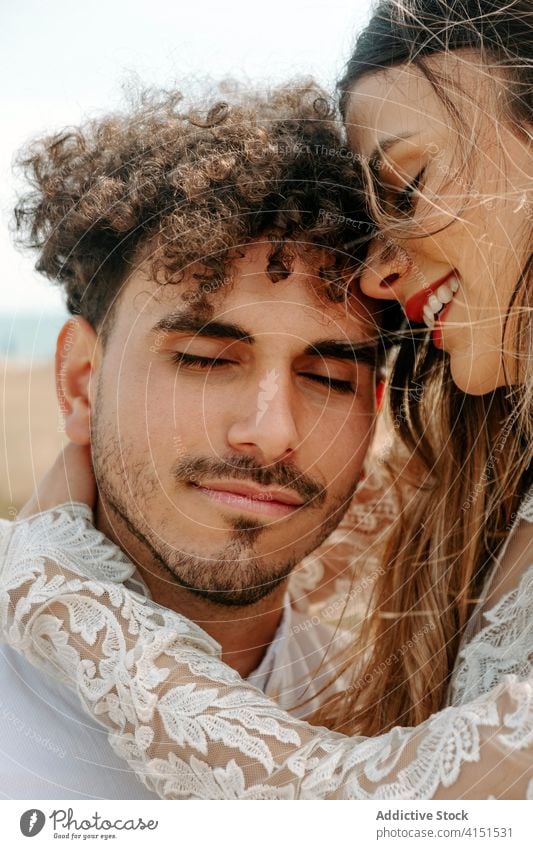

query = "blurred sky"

[0,0,373,315]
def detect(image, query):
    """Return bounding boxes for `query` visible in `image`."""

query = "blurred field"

[0,360,66,519]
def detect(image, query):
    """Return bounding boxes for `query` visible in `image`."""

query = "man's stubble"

[90,380,358,607]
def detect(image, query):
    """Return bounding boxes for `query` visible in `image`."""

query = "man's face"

[90,241,378,605]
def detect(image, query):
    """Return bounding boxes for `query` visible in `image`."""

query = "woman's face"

[346,53,531,395]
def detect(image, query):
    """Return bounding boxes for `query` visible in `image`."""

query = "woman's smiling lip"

[404,271,457,323]
[189,480,305,518]
[431,299,455,349]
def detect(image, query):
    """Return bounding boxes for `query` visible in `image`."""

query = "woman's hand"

[18,443,96,519]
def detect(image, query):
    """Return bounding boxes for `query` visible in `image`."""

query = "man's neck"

[94,500,287,678]
[138,568,287,678]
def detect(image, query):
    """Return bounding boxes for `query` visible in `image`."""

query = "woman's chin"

[450,351,506,396]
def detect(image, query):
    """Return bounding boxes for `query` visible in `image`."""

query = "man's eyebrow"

[151,312,378,365]
[151,312,254,344]
[303,340,379,367]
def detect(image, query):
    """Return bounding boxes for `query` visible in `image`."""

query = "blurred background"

[0,0,373,518]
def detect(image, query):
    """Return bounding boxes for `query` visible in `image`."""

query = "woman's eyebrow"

[369,133,416,166]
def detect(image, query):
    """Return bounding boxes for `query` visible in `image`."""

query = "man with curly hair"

[1,83,392,797]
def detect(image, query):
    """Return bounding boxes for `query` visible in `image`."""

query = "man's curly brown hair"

[13,80,379,344]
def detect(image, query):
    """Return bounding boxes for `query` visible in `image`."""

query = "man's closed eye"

[170,352,355,394]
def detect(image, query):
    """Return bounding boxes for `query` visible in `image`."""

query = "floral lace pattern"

[518,486,533,523]
[0,494,531,799]
[449,565,533,707]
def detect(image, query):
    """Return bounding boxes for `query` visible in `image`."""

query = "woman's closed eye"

[390,168,426,213]
[171,352,355,394]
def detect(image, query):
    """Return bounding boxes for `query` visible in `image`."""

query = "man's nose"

[359,238,412,302]
[226,370,300,465]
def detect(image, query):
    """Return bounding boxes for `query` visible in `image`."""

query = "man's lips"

[404,271,457,324]
[193,480,304,505]
[189,480,305,518]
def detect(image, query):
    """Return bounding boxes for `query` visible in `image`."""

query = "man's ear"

[55,317,102,445]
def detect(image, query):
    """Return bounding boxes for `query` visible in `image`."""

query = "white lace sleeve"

[0,507,531,799]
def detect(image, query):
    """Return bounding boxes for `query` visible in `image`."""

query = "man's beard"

[91,411,357,607]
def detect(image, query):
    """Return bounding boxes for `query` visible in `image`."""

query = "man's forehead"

[124,248,378,341]
[151,288,378,346]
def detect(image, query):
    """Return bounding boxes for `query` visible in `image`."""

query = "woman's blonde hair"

[323,0,533,736]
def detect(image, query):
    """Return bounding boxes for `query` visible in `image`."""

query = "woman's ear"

[55,317,102,445]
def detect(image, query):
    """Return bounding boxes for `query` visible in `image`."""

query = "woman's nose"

[359,239,412,302]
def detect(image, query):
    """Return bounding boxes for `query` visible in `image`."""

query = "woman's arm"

[1,504,531,799]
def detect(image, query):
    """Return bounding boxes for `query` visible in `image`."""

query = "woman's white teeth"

[423,305,435,329]
[436,284,453,304]
[428,294,441,313]
[422,277,460,329]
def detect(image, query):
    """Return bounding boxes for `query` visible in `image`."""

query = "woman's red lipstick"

[404,271,457,323]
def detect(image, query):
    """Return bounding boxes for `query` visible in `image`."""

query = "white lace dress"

[0,488,531,799]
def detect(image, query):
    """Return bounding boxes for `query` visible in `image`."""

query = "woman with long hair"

[1,0,531,798]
